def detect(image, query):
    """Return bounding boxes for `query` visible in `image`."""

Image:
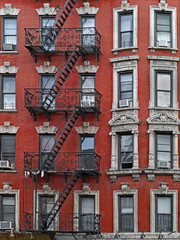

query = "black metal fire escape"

[24,0,101,234]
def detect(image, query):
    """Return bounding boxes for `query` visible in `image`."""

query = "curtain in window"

[120,197,134,232]
[157,197,172,232]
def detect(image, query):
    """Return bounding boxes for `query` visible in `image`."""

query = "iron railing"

[24,152,101,173]
[25,27,101,53]
[24,88,102,112]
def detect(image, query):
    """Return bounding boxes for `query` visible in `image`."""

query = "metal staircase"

[42,171,80,230]
[41,107,82,172]
[44,0,77,51]
[42,46,84,111]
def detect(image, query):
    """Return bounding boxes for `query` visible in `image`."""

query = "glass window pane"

[42,18,55,27]
[121,197,133,214]
[42,75,55,89]
[158,197,171,214]
[4,19,17,35]
[157,13,170,27]
[40,135,55,153]
[157,92,171,107]
[157,152,171,162]
[121,135,133,152]
[121,14,133,32]
[81,76,95,89]
[5,36,17,45]
[82,17,95,29]
[157,135,171,150]
[3,76,16,92]
[157,74,171,91]
[121,32,133,47]
[81,137,95,152]
[3,196,15,205]
[81,197,95,214]
[3,94,16,109]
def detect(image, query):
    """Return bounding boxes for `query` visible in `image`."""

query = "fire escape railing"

[25,88,102,113]
[24,152,101,173]
[25,27,101,55]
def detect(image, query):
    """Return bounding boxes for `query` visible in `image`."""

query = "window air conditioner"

[158,40,168,47]
[119,99,130,107]
[0,221,14,230]
[0,160,12,169]
[2,44,15,51]
[158,161,169,169]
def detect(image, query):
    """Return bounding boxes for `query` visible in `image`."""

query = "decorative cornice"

[76,64,99,74]
[109,114,140,126]
[0,122,19,134]
[159,182,169,194]
[0,62,19,74]
[148,55,179,62]
[110,55,139,63]
[159,0,168,11]
[35,122,58,134]
[75,122,99,134]
[0,4,20,16]
[76,2,99,15]
[36,3,58,16]
[147,113,180,125]
[36,62,58,74]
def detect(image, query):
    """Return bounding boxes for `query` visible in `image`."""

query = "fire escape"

[23,0,101,234]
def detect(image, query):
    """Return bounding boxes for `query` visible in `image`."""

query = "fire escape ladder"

[42,46,82,110]
[41,107,82,172]
[42,170,80,231]
[44,0,77,50]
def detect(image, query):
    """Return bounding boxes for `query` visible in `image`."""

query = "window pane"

[42,75,55,89]
[81,76,95,89]
[121,32,133,47]
[81,137,95,152]
[121,197,133,214]
[158,197,171,214]
[82,17,95,29]
[81,197,95,214]
[1,135,16,162]
[157,92,171,107]
[157,152,171,162]
[157,74,171,91]
[40,135,55,153]
[121,135,133,152]
[42,18,55,27]
[4,19,17,35]
[5,36,17,45]
[121,14,133,32]
[3,76,16,93]
[157,13,170,30]
[3,95,16,109]
[157,135,171,151]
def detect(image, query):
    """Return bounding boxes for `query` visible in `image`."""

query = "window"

[0,75,16,110]
[156,72,172,108]
[119,72,133,107]
[156,134,172,169]
[41,17,55,50]
[155,12,171,48]
[0,135,16,163]
[39,195,54,231]
[79,135,95,170]
[2,17,17,51]
[79,196,95,232]
[80,75,95,107]
[119,134,133,169]
[119,13,133,48]
[156,196,172,232]
[119,196,134,232]
[0,195,15,227]
[81,16,95,46]
[39,135,55,169]
[41,75,55,109]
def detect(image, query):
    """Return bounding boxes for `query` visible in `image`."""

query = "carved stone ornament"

[159,182,169,194]
[75,122,99,134]
[132,174,140,181]
[36,62,58,74]
[82,183,91,195]
[0,122,19,134]
[42,183,51,193]
[173,174,180,182]
[0,62,19,74]
[110,175,117,183]
[76,64,99,74]
[35,122,58,134]
[0,4,20,16]
[121,0,129,10]
[121,183,129,193]
[147,174,155,182]
[109,114,140,127]
[36,3,58,16]
[159,0,168,11]
[3,182,12,193]
[147,113,180,125]
[76,2,99,15]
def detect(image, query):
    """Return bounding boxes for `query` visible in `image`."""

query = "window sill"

[149,46,177,54]
[111,107,139,112]
[0,170,16,173]
[0,109,17,112]
[0,51,18,54]
[106,168,142,182]
[148,106,179,111]
[144,168,180,182]
[112,47,138,55]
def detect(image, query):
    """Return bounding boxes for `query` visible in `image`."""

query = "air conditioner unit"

[158,40,168,47]
[158,161,169,169]
[0,221,14,230]
[2,43,15,51]
[119,99,130,107]
[0,160,12,169]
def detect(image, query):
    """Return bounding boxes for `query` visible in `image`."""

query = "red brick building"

[0,0,180,239]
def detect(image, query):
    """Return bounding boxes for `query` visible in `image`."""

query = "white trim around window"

[113,5,138,53]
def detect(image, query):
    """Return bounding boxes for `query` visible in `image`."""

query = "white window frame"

[113,188,138,233]
[113,5,137,53]
[110,56,139,110]
[150,186,177,233]
[0,186,19,231]
[74,189,99,231]
[148,56,178,110]
[33,189,59,231]
[149,5,177,52]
